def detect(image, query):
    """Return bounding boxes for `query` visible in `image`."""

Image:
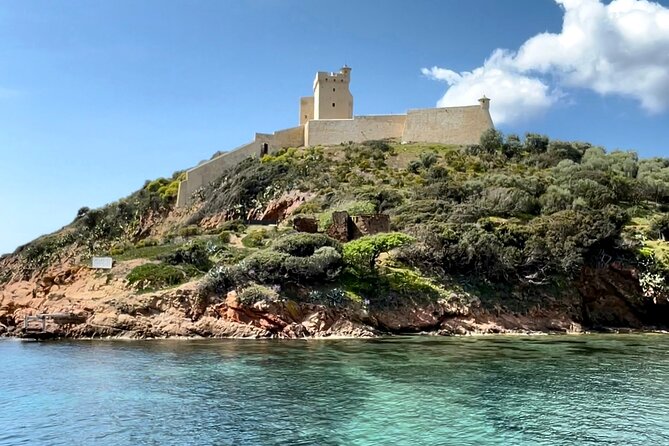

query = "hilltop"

[1,131,668,338]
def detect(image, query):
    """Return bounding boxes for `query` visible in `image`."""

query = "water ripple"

[1,335,669,445]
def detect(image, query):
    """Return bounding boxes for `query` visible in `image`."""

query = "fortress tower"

[300,66,353,124]
[177,65,493,208]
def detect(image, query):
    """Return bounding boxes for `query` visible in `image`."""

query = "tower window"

[333,88,336,92]
[332,103,335,107]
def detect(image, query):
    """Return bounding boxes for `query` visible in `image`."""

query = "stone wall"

[176,125,305,207]
[176,102,495,207]
[350,214,390,239]
[401,106,493,146]
[305,115,406,147]
[325,211,390,242]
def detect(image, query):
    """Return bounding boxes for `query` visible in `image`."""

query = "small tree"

[480,128,504,153]
[502,134,522,159]
[343,233,414,274]
[524,133,549,154]
[419,151,438,169]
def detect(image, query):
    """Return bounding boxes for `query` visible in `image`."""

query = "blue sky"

[1,0,668,254]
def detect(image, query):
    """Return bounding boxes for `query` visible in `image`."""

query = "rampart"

[402,106,493,146]
[176,125,304,207]
[175,66,495,208]
[304,115,406,147]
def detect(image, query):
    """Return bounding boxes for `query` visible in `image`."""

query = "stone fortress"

[176,66,493,207]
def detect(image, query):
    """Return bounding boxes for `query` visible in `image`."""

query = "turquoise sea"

[1,335,669,445]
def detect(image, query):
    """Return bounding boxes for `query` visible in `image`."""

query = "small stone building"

[326,211,390,242]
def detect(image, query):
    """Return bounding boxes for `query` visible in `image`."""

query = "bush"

[110,242,133,256]
[524,133,549,154]
[363,140,393,153]
[478,187,539,217]
[160,241,212,271]
[238,250,289,283]
[271,233,341,257]
[241,229,270,248]
[407,160,421,174]
[198,265,243,296]
[419,152,438,169]
[135,238,159,248]
[219,231,231,243]
[178,225,202,238]
[220,219,247,233]
[540,185,573,215]
[126,263,192,291]
[283,246,343,281]
[480,128,504,153]
[503,134,522,158]
[237,285,280,305]
[343,232,415,274]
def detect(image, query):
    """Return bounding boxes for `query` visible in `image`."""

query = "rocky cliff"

[1,138,668,339]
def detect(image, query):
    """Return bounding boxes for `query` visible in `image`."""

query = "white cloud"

[424,0,669,124]
[421,51,558,125]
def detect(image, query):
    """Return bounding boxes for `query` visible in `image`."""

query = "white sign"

[91,256,113,269]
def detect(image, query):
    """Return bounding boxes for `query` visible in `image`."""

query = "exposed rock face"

[578,264,669,328]
[247,191,314,223]
[0,256,666,339]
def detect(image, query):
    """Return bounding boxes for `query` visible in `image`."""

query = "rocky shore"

[1,257,666,340]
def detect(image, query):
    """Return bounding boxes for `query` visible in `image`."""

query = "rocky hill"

[1,132,668,338]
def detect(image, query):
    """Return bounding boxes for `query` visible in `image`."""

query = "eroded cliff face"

[1,254,666,339]
[578,264,669,329]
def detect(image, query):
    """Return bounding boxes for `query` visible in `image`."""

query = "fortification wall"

[176,125,304,207]
[401,106,493,146]
[305,115,406,147]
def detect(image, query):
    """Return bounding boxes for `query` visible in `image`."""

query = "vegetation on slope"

[5,130,669,311]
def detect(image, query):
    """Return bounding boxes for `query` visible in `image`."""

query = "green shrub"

[319,212,333,231]
[220,219,247,233]
[407,160,421,174]
[178,225,202,238]
[478,187,539,217]
[540,185,573,215]
[524,133,549,154]
[198,265,242,296]
[346,201,377,215]
[480,128,504,153]
[110,242,133,256]
[283,246,343,281]
[419,152,438,169]
[126,263,191,291]
[241,229,270,248]
[237,285,280,305]
[271,233,341,257]
[219,231,232,243]
[145,178,169,193]
[238,250,289,283]
[343,233,414,274]
[135,238,159,248]
[160,241,212,271]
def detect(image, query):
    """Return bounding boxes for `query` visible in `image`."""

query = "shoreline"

[4,327,668,342]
